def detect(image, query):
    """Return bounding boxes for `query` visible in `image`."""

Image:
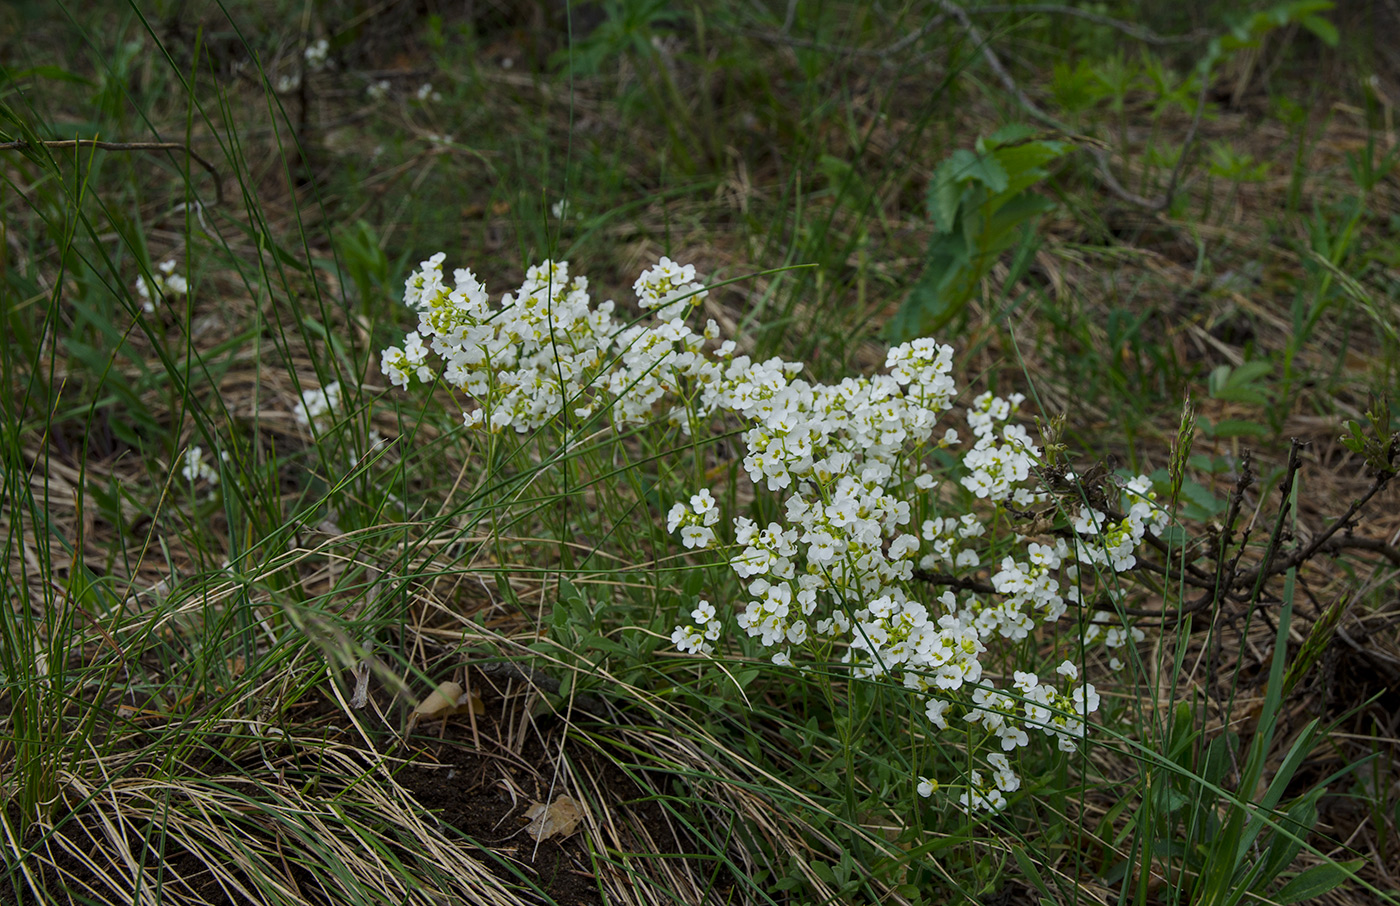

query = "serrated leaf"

[947,148,1009,193]
[1176,480,1227,518]
[885,234,971,341]
[983,194,1057,246]
[928,170,965,234]
[994,141,1069,188]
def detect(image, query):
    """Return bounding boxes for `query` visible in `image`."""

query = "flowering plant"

[381,254,1170,812]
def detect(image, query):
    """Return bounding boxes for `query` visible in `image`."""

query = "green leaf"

[1176,480,1228,518]
[1201,417,1271,439]
[1256,793,1320,887]
[994,141,1070,193]
[1299,14,1339,45]
[1208,362,1273,406]
[928,171,965,234]
[682,570,704,597]
[0,65,93,87]
[579,636,633,659]
[986,123,1038,147]
[947,148,1009,193]
[1274,859,1362,903]
[983,193,1056,246]
[885,233,972,341]
[900,133,1067,340]
[1011,846,1050,896]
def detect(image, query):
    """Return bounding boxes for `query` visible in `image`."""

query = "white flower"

[304,38,329,70]
[681,525,714,549]
[670,624,713,655]
[294,382,341,431]
[634,256,707,311]
[786,620,808,645]
[367,79,391,100]
[376,255,1172,801]
[917,776,937,798]
[925,697,950,729]
[1073,683,1101,716]
[667,502,688,534]
[135,258,188,312]
[181,445,219,485]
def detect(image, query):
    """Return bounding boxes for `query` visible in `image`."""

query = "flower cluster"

[960,391,1040,503]
[181,445,219,485]
[960,752,1022,812]
[633,257,707,310]
[295,381,341,432]
[379,254,714,435]
[668,489,721,549]
[380,255,1169,813]
[304,38,329,71]
[1067,475,1169,574]
[671,600,722,655]
[135,258,188,313]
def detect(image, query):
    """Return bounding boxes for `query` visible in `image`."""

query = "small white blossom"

[181,445,218,485]
[135,258,188,313]
[304,38,329,70]
[294,382,341,432]
[377,256,1174,809]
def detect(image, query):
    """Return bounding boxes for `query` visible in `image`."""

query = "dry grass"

[5,2,1400,904]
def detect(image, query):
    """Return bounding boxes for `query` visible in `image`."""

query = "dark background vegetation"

[4,1,1400,904]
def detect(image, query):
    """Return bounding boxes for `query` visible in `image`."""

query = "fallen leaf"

[406,681,485,731]
[349,660,370,709]
[523,795,584,841]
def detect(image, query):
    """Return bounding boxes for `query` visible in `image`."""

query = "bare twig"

[912,569,995,596]
[0,139,225,206]
[1317,535,1400,566]
[1237,465,1397,589]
